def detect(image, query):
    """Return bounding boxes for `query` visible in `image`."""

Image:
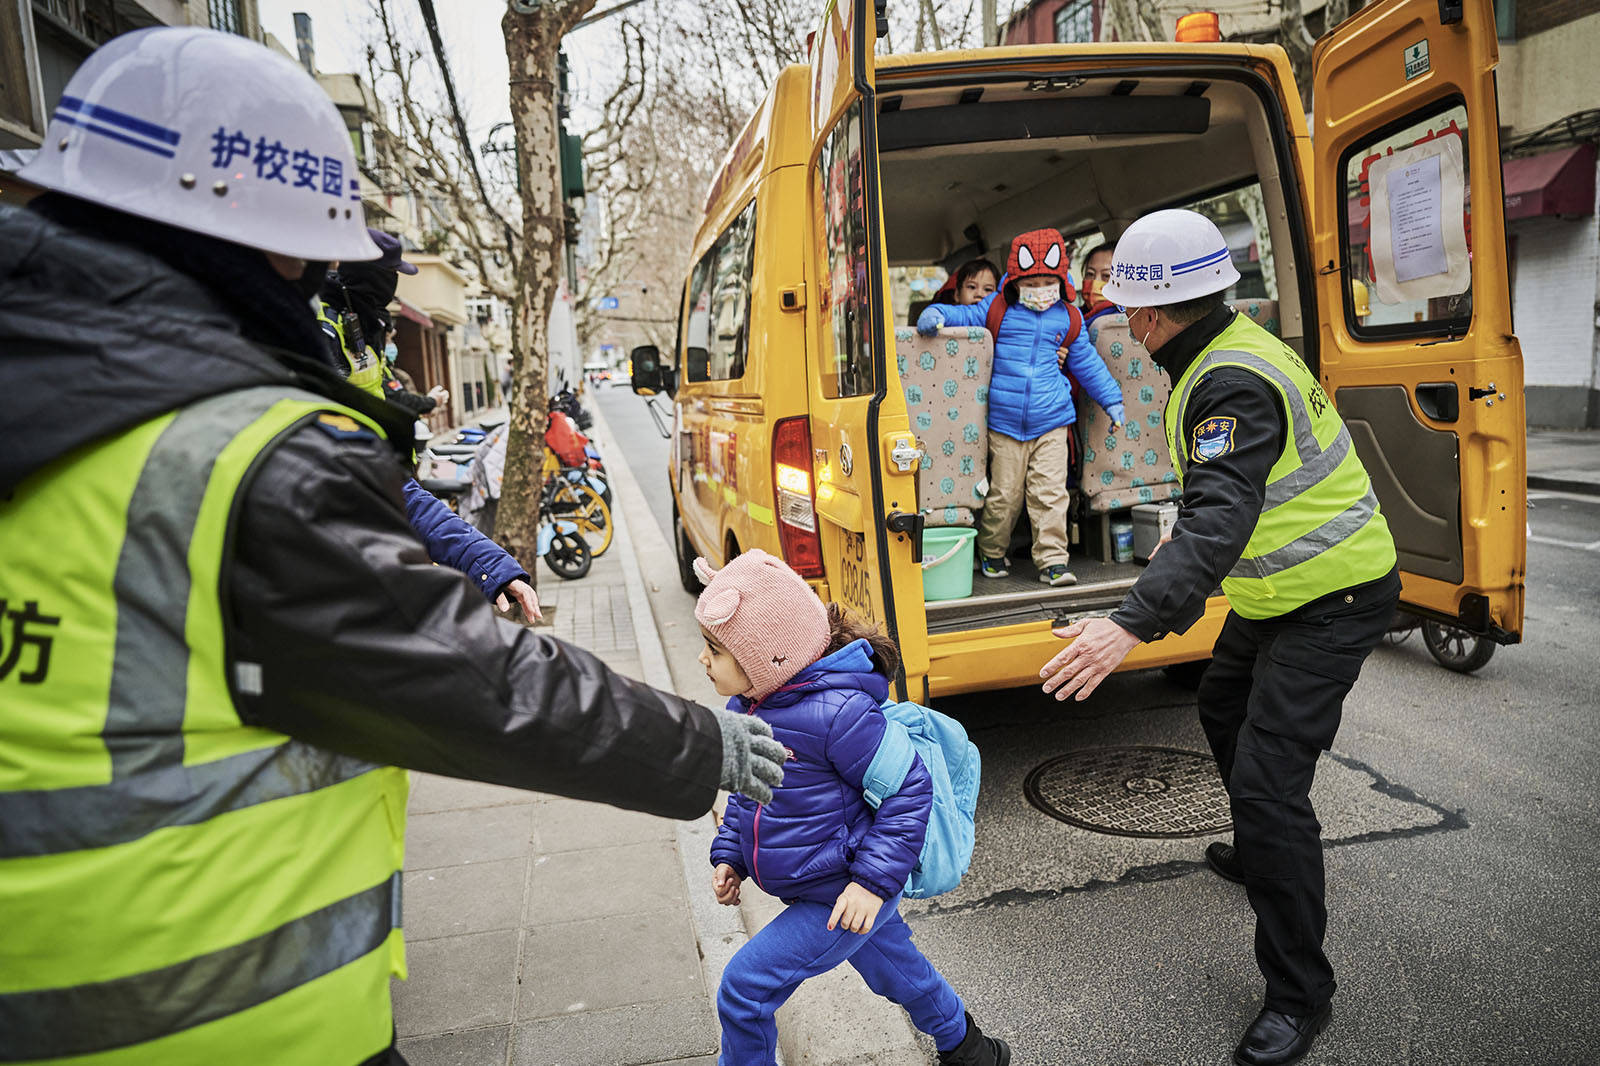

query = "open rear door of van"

[1312,0,1525,642]
[805,0,930,697]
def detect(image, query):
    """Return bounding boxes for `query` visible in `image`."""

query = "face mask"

[1085,277,1106,303]
[384,343,399,364]
[1018,281,1059,312]
[293,261,330,302]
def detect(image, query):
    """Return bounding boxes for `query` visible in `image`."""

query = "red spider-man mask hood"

[1003,228,1076,305]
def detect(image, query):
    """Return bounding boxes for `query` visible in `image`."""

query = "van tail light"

[1174,11,1221,41]
[772,416,824,578]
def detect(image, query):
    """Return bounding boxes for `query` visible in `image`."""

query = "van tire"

[675,507,704,595]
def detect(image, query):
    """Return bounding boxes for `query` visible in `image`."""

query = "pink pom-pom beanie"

[694,549,831,702]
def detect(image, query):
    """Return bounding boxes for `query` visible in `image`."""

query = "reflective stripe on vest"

[1163,315,1395,618]
[0,386,405,1064]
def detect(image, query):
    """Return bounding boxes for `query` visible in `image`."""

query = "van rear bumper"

[920,596,1231,698]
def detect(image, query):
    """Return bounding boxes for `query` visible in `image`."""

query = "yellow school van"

[630,0,1525,701]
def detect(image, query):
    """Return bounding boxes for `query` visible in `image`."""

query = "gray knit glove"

[713,709,786,805]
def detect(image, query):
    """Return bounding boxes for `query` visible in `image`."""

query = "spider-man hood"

[1003,228,1076,304]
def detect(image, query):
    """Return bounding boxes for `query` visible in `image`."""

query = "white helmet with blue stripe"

[1100,209,1241,307]
[17,27,380,263]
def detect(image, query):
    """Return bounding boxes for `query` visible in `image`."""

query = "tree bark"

[1278,0,1316,106]
[500,0,597,579]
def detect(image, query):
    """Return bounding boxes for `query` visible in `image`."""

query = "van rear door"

[805,0,928,697]
[1312,0,1525,641]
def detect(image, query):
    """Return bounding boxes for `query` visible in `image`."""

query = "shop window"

[1341,101,1473,338]
[1054,0,1094,43]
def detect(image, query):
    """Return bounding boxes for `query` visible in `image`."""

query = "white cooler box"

[1133,502,1178,562]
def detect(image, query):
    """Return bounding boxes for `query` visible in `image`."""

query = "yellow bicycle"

[542,448,613,558]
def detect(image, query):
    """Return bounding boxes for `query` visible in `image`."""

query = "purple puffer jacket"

[710,640,932,904]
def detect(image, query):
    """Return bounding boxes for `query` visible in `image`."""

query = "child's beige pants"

[977,426,1071,569]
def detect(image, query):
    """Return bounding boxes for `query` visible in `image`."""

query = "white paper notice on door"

[1365,135,1469,306]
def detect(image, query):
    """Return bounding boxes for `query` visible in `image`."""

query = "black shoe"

[938,1011,1011,1066]
[1206,841,1245,884]
[1232,1004,1332,1066]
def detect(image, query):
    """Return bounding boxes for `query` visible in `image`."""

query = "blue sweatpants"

[716,894,966,1066]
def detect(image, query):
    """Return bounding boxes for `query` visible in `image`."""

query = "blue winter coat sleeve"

[918,290,997,333]
[711,795,749,878]
[402,478,530,602]
[1065,328,1125,417]
[825,694,932,901]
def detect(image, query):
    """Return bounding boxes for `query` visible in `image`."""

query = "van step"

[924,559,1142,634]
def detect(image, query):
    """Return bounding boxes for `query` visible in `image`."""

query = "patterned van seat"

[1234,298,1280,336]
[895,326,994,528]
[1078,314,1182,515]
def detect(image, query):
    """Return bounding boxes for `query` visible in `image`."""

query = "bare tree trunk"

[1325,0,1352,33]
[1104,0,1141,42]
[500,0,597,575]
[1278,0,1316,105]
[921,0,944,50]
[982,0,996,45]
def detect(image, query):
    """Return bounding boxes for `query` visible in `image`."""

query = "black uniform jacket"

[0,206,721,819]
[1108,305,1289,642]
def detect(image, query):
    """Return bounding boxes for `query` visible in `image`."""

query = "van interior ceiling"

[876,75,1305,348]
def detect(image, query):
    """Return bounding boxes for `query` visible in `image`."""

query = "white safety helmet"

[1101,209,1241,308]
[17,27,379,263]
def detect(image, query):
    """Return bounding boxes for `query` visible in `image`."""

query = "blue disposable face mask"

[384,343,399,364]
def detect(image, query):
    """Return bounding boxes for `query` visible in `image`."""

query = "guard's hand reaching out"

[1040,617,1142,703]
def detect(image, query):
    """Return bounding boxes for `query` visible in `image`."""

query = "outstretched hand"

[1040,617,1142,702]
[495,578,542,621]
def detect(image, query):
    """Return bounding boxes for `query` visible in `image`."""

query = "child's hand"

[1056,344,1070,372]
[827,882,884,934]
[713,864,743,906]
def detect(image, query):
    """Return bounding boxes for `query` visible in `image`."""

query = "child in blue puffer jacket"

[698,550,1010,1066]
[919,227,1125,587]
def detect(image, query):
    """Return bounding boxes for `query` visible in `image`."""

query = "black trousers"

[1196,567,1401,1015]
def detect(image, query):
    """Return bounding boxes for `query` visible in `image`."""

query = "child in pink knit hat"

[695,550,1010,1066]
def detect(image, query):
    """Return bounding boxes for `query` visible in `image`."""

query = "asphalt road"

[595,387,1600,1066]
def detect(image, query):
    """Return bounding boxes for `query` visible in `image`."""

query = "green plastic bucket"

[921,526,977,601]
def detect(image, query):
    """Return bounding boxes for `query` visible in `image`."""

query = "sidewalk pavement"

[391,525,721,1065]
[1527,427,1600,496]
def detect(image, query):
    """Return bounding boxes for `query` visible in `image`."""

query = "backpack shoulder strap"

[1062,301,1083,348]
[983,293,1008,340]
[862,714,916,809]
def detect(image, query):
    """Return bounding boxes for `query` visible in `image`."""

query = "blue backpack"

[860,699,981,899]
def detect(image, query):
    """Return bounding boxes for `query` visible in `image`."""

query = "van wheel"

[1422,620,1496,673]
[675,508,703,595]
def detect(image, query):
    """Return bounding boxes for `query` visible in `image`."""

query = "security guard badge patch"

[1193,417,1237,462]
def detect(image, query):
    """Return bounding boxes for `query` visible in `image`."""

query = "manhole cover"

[1024,746,1232,838]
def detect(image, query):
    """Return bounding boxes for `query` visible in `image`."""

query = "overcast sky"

[256,0,619,139]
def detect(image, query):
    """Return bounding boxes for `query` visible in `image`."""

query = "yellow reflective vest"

[0,386,407,1064]
[1164,314,1397,619]
[317,302,387,399]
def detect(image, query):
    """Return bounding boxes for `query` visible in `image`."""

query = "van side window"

[1340,101,1473,339]
[684,199,757,382]
[815,103,875,399]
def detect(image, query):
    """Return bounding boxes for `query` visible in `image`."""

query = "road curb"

[1528,474,1600,498]
[590,397,926,1066]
